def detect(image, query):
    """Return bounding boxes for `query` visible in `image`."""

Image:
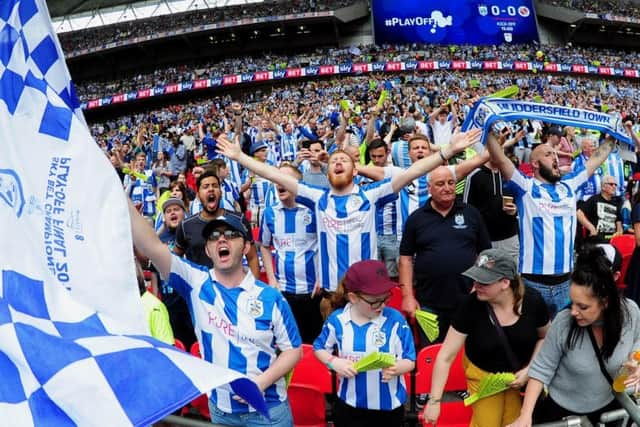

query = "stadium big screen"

[372,0,539,45]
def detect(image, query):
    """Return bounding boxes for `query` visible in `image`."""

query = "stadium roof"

[47,0,254,18]
[47,0,134,17]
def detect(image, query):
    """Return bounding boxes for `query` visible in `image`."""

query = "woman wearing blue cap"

[424,248,550,427]
[313,260,415,427]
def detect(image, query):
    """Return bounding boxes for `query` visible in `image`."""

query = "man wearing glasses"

[577,176,624,244]
[129,205,302,427]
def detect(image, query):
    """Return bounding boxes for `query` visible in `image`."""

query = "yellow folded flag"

[353,352,396,373]
[486,85,519,99]
[415,310,439,343]
[464,372,516,406]
[377,90,388,108]
[122,167,148,181]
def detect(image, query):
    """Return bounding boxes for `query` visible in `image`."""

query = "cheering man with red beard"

[486,131,617,318]
[175,170,260,277]
[216,129,482,294]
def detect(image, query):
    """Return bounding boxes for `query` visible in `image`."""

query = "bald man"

[486,131,617,318]
[399,166,491,344]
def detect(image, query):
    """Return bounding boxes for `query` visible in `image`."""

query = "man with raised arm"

[216,128,483,294]
[486,128,618,318]
[129,204,302,426]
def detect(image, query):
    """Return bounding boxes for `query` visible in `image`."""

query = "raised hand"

[449,128,483,155]
[216,133,242,161]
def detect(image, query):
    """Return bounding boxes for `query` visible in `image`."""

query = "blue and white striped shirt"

[125,170,157,217]
[225,157,243,189]
[259,203,318,295]
[221,179,240,211]
[279,132,299,163]
[510,169,588,275]
[168,255,301,413]
[313,304,415,410]
[296,181,397,291]
[242,169,272,212]
[390,140,410,169]
[603,148,625,197]
[572,154,603,201]
[190,197,202,216]
[378,166,455,238]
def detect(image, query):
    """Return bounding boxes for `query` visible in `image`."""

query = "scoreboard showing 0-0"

[371,0,539,45]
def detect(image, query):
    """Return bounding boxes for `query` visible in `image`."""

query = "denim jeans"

[523,277,571,319]
[377,234,400,278]
[209,399,294,427]
[209,400,293,427]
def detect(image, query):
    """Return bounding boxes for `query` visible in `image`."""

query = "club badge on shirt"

[453,213,467,229]
[301,212,313,226]
[348,195,360,210]
[371,328,387,347]
[246,298,264,318]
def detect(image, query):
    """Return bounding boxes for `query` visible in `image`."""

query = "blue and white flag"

[0,0,266,424]
[461,98,633,147]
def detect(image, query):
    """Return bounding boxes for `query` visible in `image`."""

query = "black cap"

[201,215,249,240]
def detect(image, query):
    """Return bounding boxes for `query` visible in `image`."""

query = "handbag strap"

[587,326,614,385]
[486,303,521,371]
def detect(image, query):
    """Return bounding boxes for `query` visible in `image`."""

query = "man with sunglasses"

[577,175,624,244]
[129,204,302,427]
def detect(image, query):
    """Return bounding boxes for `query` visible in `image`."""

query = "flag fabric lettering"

[461,98,633,146]
[0,0,266,424]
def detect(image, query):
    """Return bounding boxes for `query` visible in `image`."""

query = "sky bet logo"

[384,11,452,33]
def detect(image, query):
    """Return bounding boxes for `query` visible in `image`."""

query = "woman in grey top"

[508,245,640,427]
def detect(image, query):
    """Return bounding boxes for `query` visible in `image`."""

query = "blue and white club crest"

[453,213,467,229]
[372,329,387,347]
[0,169,26,218]
[478,5,488,16]
[247,298,264,318]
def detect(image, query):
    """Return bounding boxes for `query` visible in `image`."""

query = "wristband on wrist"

[326,355,337,370]
[438,150,448,163]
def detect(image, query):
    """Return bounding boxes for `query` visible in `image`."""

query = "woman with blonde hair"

[424,248,550,427]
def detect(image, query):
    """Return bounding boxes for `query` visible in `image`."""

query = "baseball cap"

[462,248,517,284]
[250,141,269,155]
[162,197,185,213]
[344,260,396,296]
[201,215,249,240]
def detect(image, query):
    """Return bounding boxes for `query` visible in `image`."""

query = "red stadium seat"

[174,338,186,351]
[289,344,334,394]
[288,384,327,427]
[412,344,472,427]
[387,286,404,312]
[518,163,533,177]
[181,341,210,420]
[190,341,201,357]
[611,234,636,289]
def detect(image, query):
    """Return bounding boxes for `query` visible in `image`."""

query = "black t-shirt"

[464,166,519,241]
[452,287,549,373]
[399,201,491,309]
[175,210,252,268]
[579,194,622,243]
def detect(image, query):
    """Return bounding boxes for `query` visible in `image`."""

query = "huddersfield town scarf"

[461,98,633,146]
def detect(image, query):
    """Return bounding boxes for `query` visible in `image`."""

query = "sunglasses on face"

[357,293,390,309]
[208,229,243,242]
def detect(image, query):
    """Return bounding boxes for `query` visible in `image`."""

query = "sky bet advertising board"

[372,0,539,45]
